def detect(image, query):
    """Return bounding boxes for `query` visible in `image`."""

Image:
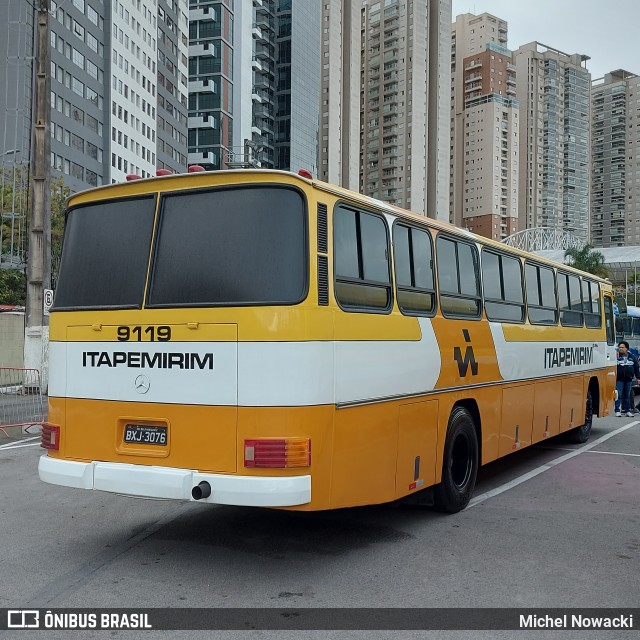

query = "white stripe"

[0,442,41,451]
[468,420,640,508]
[488,324,609,381]
[0,436,40,450]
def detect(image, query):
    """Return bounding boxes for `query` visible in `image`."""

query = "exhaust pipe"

[192,481,211,500]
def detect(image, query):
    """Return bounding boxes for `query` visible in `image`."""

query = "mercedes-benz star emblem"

[134,374,151,394]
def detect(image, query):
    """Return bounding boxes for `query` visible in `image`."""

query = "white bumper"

[38,455,311,507]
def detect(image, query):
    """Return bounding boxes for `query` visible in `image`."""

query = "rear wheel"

[566,389,593,444]
[434,407,479,513]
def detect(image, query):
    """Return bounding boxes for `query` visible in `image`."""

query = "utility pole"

[24,0,51,392]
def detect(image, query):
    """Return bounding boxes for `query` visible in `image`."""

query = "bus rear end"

[39,171,331,509]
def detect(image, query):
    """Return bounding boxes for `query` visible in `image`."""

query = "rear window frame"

[145,183,309,309]
[51,193,157,311]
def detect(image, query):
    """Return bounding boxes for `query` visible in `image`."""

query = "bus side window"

[558,272,584,327]
[525,262,558,325]
[393,222,436,316]
[334,206,392,313]
[436,235,481,319]
[481,249,525,323]
[584,280,602,328]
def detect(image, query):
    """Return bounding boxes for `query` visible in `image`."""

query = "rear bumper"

[38,455,311,507]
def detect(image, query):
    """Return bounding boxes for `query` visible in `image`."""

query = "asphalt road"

[1,413,639,640]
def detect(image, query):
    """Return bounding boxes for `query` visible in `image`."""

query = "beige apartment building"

[359,0,451,220]
[514,43,591,244]
[591,69,640,247]
[450,13,519,240]
[318,0,361,190]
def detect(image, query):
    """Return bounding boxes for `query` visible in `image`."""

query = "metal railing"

[0,368,44,437]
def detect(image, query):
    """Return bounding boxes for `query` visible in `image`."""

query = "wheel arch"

[451,398,481,465]
[588,375,600,416]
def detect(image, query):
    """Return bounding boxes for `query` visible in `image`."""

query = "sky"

[451,0,638,80]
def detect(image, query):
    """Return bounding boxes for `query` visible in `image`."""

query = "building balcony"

[188,114,217,129]
[465,60,481,70]
[189,6,216,22]
[188,79,217,94]
[189,43,216,58]
[254,44,272,60]
[254,16,273,32]
[465,73,482,83]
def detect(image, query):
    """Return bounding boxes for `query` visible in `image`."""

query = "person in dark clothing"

[614,341,640,417]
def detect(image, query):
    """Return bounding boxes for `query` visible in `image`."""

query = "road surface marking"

[468,421,640,509]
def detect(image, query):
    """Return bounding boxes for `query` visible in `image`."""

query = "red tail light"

[244,438,311,468]
[188,165,205,172]
[156,169,172,176]
[125,174,142,181]
[41,424,60,450]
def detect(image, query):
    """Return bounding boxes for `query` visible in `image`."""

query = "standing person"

[614,341,640,417]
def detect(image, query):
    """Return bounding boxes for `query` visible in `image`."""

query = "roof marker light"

[297,168,313,179]
[188,165,205,173]
[125,174,142,181]
[156,169,172,176]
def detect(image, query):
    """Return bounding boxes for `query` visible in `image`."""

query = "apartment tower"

[450,13,519,240]
[319,0,365,190]
[360,0,451,219]
[188,0,234,170]
[514,42,591,243]
[156,0,189,173]
[591,69,640,247]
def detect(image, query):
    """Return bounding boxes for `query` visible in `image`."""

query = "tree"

[0,169,70,305]
[564,244,610,279]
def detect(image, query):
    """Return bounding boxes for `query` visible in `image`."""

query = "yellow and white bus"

[39,169,617,513]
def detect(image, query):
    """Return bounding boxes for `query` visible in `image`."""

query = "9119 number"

[117,326,171,341]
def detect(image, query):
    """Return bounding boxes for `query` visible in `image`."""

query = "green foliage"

[0,268,26,306]
[564,244,610,279]
[0,170,70,302]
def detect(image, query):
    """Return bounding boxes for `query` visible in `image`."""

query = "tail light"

[41,424,60,450]
[244,438,310,468]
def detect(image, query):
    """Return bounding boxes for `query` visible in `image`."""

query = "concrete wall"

[0,312,25,368]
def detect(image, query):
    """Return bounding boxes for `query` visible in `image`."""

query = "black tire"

[566,389,593,444]
[434,407,479,513]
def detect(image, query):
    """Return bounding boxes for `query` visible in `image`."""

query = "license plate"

[123,424,167,446]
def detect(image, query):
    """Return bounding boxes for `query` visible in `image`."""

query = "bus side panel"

[499,383,534,457]
[532,379,562,441]
[331,403,398,508]
[560,375,585,432]
[395,400,438,500]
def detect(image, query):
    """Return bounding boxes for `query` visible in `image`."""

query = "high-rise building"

[201,0,319,173]
[51,0,108,190]
[514,42,591,243]
[0,0,189,193]
[591,69,640,247]
[450,13,519,240]
[188,0,234,170]
[360,0,451,219]
[156,1,189,173]
[272,1,320,172]
[318,0,360,190]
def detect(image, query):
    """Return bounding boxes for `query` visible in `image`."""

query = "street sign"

[43,288,53,316]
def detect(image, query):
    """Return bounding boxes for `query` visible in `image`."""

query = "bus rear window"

[53,196,156,310]
[147,186,307,307]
